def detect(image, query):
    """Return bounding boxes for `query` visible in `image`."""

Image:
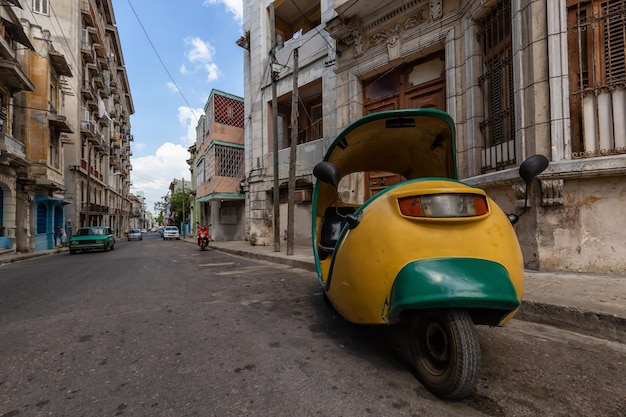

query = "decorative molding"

[512,182,526,200]
[541,179,564,206]
[430,0,443,20]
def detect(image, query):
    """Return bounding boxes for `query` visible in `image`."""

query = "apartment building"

[239,0,338,246]
[20,0,134,243]
[14,21,74,251]
[240,0,626,273]
[0,1,36,251]
[191,89,245,241]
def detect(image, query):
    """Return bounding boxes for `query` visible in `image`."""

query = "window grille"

[477,1,516,172]
[208,144,244,178]
[213,94,244,128]
[568,0,626,158]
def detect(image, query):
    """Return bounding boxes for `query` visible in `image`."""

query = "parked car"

[127,229,142,241]
[163,226,180,240]
[69,226,115,254]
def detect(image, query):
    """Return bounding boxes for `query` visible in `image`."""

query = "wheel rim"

[417,315,452,376]
[409,309,481,399]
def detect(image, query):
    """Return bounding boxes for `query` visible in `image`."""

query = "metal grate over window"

[212,94,244,128]
[568,0,626,158]
[477,1,516,173]
[213,144,244,178]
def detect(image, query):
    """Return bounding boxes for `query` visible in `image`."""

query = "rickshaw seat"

[318,206,356,259]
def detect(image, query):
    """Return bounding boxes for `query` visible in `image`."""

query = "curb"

[518,301,626,344]
[210,246,317,273]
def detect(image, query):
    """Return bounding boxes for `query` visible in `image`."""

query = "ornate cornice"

[327,0,443,58]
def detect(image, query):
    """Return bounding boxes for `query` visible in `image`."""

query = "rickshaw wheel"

[408,309,480,399]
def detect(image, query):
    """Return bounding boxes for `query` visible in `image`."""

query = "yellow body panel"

[319,180,524,324]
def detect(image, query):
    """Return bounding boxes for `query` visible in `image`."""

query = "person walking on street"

[60,229,67,247]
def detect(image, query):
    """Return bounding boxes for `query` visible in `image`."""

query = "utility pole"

[270,3,280,252]
[287,48,299,255]
[182,177,185,238]
[86,142,91,227]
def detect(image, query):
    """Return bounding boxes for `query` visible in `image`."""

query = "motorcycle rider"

[197,223,210,250]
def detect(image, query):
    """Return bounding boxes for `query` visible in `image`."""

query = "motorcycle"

[197,224,210,251]
[312,108,548,399]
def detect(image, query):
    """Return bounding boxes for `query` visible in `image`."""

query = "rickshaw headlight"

[398,194,488,218]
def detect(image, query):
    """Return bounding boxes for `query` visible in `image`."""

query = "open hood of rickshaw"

[324,108,458,180]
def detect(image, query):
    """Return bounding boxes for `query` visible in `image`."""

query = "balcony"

[81,42,94,63]
[274,27,328,75]
[0,58,35,93]
[47,112,74,133]
[80,120,96,138]
[49,50,72,77]
[0,132,26,161]
[81,0,94,26]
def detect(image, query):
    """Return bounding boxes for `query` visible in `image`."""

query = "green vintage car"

[68,226,116,254]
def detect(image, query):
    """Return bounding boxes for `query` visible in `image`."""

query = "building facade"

[24,0,134,241]
[239,0,338,247]
[15,21,73,251]
[0,1,36,252]
[240,0,626,273]
[0,0,135,255]
[191,89,245,242]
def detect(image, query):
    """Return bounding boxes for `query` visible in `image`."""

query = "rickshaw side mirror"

[508,154,549,224]
[519,154,549,184]
[313,161,340,187]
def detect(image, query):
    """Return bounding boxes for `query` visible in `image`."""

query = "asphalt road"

[1,233,625,417]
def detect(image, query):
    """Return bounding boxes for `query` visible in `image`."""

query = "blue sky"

[110,0,244,212]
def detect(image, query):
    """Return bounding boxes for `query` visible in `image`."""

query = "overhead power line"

[126,0,199,124]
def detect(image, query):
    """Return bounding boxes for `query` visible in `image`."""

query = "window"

[272,0,321,49]
[33,0,49,15]
[309,103,323,141]
[215,145,244,178]
[196,158,205,184]
[272,79,323,149]
[477,1,516,172]
[568,0,626,158]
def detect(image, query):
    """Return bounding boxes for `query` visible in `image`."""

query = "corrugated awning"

[1,17,34,51]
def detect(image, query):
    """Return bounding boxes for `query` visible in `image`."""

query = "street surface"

[1,232,625,417]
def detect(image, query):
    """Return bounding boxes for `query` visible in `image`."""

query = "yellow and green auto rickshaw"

[312,108,548,399]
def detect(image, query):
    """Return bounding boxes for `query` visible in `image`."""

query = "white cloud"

[203,0,243,23]
[166,82,179,93]
[131,142,191,212]
[185,37,215,63]
[180,64,188,74]
[183,37,221,82]
[204,63,220,82]
[177,105,204,146]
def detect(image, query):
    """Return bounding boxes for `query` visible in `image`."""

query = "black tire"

[110,242,115,250]
[408,309,480,399]
[69,249,76,255]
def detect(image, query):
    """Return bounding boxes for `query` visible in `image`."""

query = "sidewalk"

[1,240,624,344]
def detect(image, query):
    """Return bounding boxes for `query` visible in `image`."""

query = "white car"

[162,226,180,240]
